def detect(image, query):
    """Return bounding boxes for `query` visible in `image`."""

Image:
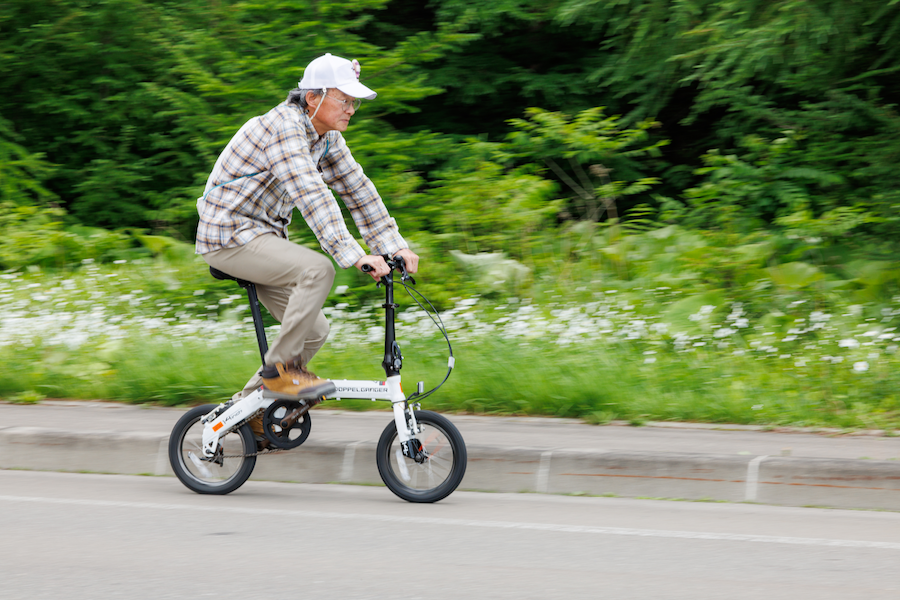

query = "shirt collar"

[287,102,328,148]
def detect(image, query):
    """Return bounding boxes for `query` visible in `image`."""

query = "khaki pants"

[202,233,336,400]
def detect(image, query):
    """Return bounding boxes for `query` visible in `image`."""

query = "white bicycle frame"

[199,375,419,457]
[199,257,435,461]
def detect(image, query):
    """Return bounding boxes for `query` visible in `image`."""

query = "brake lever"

[391,255,416,285]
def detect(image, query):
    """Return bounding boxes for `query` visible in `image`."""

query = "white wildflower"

[809,311,831,323]
[853,361,869,373]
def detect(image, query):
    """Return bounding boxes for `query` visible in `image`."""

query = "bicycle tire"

[376,410,467,503]
[169,404,256,495]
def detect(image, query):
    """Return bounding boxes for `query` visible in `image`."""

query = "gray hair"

[287,87,325,110]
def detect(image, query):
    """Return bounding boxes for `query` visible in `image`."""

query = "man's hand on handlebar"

[356,249,420,281]
[393,248,419,274]
[355,255,390,280]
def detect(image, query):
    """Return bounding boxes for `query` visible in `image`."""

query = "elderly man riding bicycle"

[195,53,419,438]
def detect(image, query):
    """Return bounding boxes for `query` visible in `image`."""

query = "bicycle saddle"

[209,266,254,288]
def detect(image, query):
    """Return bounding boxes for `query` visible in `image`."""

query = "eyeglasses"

[324,94,361,112]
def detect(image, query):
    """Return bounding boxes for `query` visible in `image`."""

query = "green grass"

[2,252,900,429]
[2,329,899,430]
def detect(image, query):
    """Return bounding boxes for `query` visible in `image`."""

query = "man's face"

[307,88,357,135]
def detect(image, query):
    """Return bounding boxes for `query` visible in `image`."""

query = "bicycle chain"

[220,447,291,459]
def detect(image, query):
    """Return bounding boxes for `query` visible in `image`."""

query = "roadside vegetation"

[2,234,898,430]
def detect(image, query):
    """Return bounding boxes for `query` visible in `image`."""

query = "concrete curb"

[2,426,900,510]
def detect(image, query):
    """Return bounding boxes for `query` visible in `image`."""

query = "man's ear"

[305,91,319,110]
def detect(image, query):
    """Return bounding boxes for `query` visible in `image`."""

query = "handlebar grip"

[361,264,374,273]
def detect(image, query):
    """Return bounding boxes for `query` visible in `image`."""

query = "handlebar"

[360,255,415,284]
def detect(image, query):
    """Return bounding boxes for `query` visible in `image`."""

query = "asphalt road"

[1,471,898,599]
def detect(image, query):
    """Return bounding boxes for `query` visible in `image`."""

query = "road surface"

[1,470,898,599]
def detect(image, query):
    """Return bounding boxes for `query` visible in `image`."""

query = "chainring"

[262,400,312,450]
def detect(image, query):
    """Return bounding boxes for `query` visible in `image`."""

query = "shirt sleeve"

[265,119,366,269]
[318,133,409,258]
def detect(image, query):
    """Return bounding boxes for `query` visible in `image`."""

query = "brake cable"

[395,279,454,403]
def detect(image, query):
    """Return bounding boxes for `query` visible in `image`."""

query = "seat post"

[241,282,269,367]
[208,266,269,368]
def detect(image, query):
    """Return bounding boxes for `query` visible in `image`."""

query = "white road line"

[1,494,898,550]
[745,455,768,502]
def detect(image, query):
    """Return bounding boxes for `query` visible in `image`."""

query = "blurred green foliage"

[1,0,899,301]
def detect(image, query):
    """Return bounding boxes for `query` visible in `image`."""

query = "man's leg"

[253,285,331,369]
[203,234,335,397]
[297,310,330,369]
[232,310,330,400]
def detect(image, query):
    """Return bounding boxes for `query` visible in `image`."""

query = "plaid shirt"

[195,101,407,268]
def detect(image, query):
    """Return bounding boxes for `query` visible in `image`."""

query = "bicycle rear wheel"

[169,404,256,495]
[376,410,467,503]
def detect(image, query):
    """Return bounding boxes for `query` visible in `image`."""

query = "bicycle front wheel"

[168,404,256,495]
[376,410,467,503]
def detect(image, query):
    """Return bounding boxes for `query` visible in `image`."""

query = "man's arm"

[318,133,410,260]
[265,120,367,269]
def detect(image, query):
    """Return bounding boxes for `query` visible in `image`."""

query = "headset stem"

[381,262,402,377]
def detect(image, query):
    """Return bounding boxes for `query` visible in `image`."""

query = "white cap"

[298,53,376,100]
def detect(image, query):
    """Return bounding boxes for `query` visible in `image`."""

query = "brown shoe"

[248,413,265,436]
[261,363,335,399]
[247,413,270,451]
